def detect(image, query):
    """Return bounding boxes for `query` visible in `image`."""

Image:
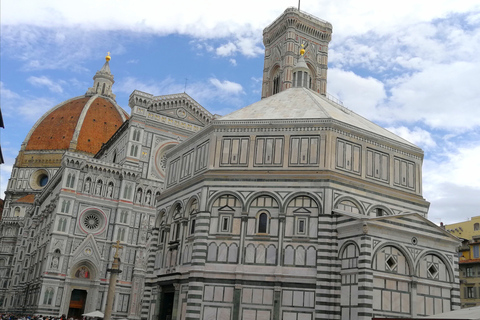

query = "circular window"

[83,212,100,230]
[30,169,49,190]
[39,175,49,186]
[79,209,106,234]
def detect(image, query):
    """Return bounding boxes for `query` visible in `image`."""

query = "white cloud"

[229,59,237,66]
[386,61,480,130]
[216,42,237,56]
[209,78,244,94]
[116,76,245,114]
[236,37,263,57]
[27,76,63,93]
[423,144,480,224]
[327,68,386,120]
[386,126,437,149]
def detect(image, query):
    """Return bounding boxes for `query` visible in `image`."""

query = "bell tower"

[261,7,332,98]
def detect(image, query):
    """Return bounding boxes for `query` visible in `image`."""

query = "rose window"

[81,210,105,233]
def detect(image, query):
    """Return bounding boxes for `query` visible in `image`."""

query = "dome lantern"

[86,52,116,100]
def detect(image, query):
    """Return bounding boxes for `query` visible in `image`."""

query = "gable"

[369,213,459,242]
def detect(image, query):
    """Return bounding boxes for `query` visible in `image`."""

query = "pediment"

[71,234,103,266]
[156,108,205,126]
[369,213,459,242]
[149,93,212,126]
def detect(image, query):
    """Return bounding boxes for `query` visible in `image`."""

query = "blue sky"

[2,0,480,224]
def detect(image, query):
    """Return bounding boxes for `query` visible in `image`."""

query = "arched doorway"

[68,289,87,319]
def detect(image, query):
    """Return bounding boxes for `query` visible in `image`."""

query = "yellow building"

[445,217,480,307]
[445,215,480,239]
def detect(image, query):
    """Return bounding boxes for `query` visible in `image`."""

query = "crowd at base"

[0,314,73,320]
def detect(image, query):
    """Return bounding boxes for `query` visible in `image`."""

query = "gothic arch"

[70,260,99,280]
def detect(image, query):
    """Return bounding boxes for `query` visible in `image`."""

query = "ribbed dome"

[24,94,128,155]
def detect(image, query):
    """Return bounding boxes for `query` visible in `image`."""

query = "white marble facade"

[0,7,461,320]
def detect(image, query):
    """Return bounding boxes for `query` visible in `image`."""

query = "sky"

[1,0,480,225]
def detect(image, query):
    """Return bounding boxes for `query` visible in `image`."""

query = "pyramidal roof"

[218,87,417,148]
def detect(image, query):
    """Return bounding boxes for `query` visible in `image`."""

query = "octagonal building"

[151,8,460,320]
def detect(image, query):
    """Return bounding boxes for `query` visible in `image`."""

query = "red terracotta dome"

[22,58,128,156]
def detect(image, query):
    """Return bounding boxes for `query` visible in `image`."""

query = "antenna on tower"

[184,78,188,93]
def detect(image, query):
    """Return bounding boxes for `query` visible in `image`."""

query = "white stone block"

[224,286,234,303]
[425,297,434,315]
[242,309,256,320]
[214,286,223,302]
[293,290,303,306]
[263,289,273,305]
[217,308,231,319]
[382,290,391,311]
[253,288,263,303]
[242,288,252,303]
[283,290,293,306]
[204,286,214,301]
[373,289,381,310]
[298,313,312,320]
[391,291,401,312]
[203,306,216,320]
[257,310,270,320]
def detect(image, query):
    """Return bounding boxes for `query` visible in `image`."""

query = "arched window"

[130,145,139,157]
[43,288,54,305]
[258,212,268,233]
[61,200,70,213]
[189,199,199,235]
[273,74,280,95]
[474,223,479,231]
[133,129,141,142]
[14,207,21,217]
[120,211,128,224]
[66,173,75,188]
[117,228,126,242]
[57,218,67,232]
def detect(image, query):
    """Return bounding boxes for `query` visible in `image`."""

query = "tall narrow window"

[273,75,280,94]
[258,213,268,233]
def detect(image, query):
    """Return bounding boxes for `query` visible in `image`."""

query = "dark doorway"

[68,289,87,319]
[159,287,175,320]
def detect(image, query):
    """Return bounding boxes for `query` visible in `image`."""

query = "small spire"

[300,44,305,56]
[85,54,116,100]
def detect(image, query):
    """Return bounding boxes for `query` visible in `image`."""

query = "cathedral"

[0,7,461,320]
